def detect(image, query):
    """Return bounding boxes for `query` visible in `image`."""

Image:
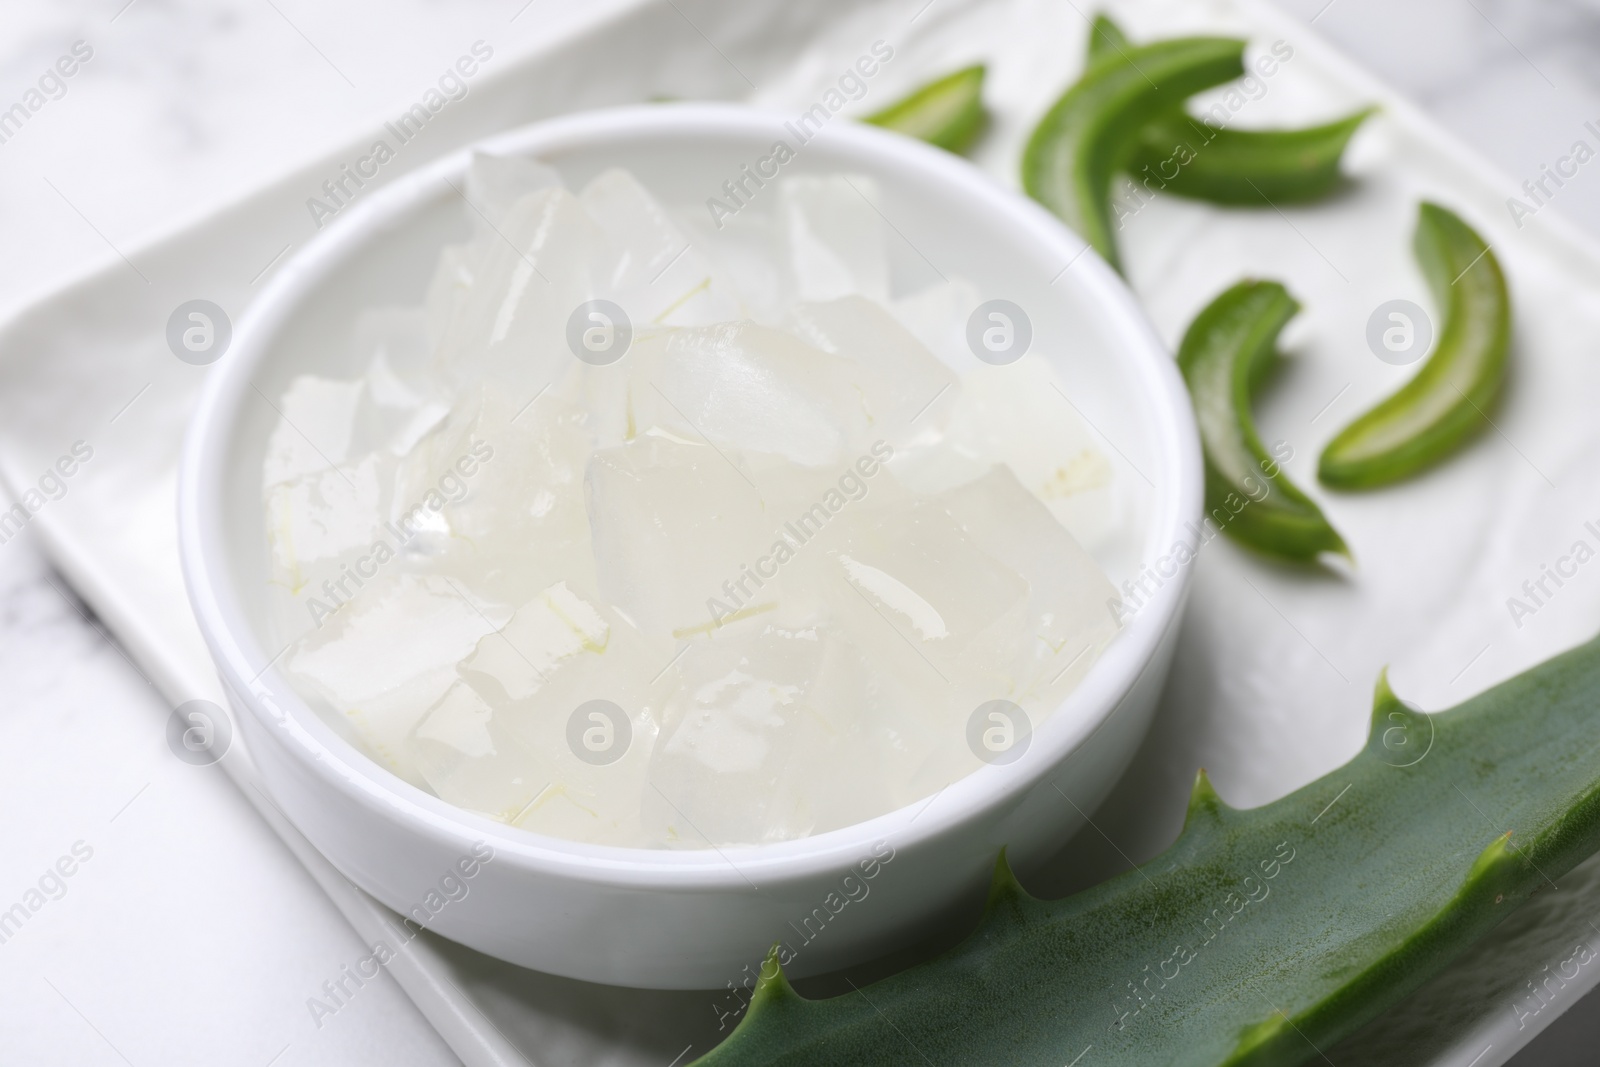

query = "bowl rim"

[177,102,1202,889]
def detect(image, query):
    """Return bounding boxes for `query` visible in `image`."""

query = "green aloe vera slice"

[1085,12,1134,64]
[1088,16,1373,206]
[1319,202,1512,489]
[697,634,1600,1066]
[864,65,987,155]
[1022,35,1246,272]
[1130,110,1373,205]
[1088,12,1139,66]
[1179,279,1347,562]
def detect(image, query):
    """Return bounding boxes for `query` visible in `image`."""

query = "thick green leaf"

[1319,202,1512,489]
[864,65,987,155]
[1129,110,1374,206]
[1086,12,1133,64]
[1178,279,1347,562]
[1088,16,1374,206]
[696,636,1600,1065]
[1022,37,1245,272]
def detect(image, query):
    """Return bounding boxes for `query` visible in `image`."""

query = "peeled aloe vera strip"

[1179,279,1347,561]
[697,638,1600,1066]
[1319,202,1512,489]
[863,65,987,155]
[1021,36,1246,272]
[1087,16,1372,206]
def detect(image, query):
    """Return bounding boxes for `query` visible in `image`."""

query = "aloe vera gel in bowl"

[261,152,1123,849]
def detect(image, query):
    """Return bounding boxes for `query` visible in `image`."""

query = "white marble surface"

[0,1,1597,1064]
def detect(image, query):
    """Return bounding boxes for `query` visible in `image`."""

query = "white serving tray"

[3,0,1600,1063]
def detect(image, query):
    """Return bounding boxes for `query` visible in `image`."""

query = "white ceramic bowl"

[178,104,1201,990]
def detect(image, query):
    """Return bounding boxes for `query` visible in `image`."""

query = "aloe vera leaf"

[1086,13,1133,65]
[1318,202,1512,489]
[1179,280,1347,561]
[863,65,987,155]
[696,639,1600,1066]
[1022,36,1246,272]
[1130,109,1374,205]
[1087,16,1373,205]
